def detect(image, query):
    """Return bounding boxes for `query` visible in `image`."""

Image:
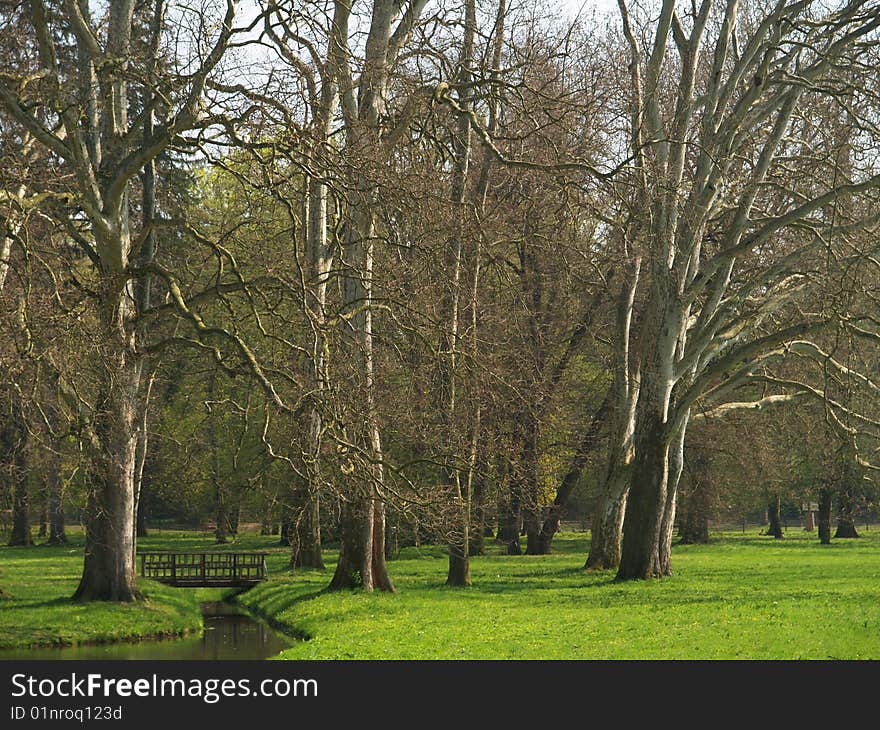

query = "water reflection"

[0,602,293,660]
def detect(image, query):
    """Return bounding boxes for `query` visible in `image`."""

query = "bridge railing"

[139,551,268,587]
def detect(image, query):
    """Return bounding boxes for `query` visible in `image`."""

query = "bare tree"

[317,0,431,592]
[0,0,236,599]
[610,0,880,579]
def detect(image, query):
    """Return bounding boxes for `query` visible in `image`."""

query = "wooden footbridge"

[139,551,268,588]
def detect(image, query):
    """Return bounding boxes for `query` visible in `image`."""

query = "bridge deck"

[139,551,268,588]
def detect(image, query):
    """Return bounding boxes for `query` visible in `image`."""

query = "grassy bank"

[238,530,880,659]
[3,527,879,658]
[0,531,206,651]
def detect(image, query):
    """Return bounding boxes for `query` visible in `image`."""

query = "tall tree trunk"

[74,308,141,601]
[328,179,394,592]
[585,471,628,570]
[129,0,163,551]
[294,425,324,567]
[208,373,228,545]
[835,483,860,538]
[818,487,832,545]
[0,178,30,549]
[293,98,335,573]
[9,459,32,547]
[44,385,67,545]
[38,497,47,539]
[442,0,476,587]
[291,493,325,570]
[463,0,501,563]
[767,495,783,539]
[5,393,32,547]
[279,510,294,546]
[617,406,670,580]
[585,259,640,570]
[656,421,687,576]
[616,253,682,581]
[47,458,66,545]
[468,466,486,556]
[502,484,522,555]
[73,0,154,601]
[678,471,710,545]
[461,276,482,560]
[329,488,394,591]
[521,409,542,556]
[322,0,430,591]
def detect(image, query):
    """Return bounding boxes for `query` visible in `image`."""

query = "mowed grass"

[0,528,216,650]
[2,526,880,658]
[238,529,880,660]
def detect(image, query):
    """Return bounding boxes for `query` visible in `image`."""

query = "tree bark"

[132,383,153,544]
[440,0,476,587]
[818,487,832,545]
[279,511,294,546]
[135,487,148,539]
[835,484,860,538]
[767,495,783,539]
[585,475,628,569]
[208,374,228,545]
[615,246,682,581]
[328,179,394,591]
[329,489,395,591]
[679,440,711,544]
[290,492,325,570]
[678,482,710,544]
[47,444,66,545]
[131,1,159,547]
[74,315,140,601]
[446,547,470,587]
[501,489,522,555]
[70,0,146,602]
[292,90,335,575]
[5,392,32,547]
[585,258,640,570]
[521,409,542,556]
[38,498,47,539]
[656,422,687,576]
[617,407,670,579]
[467,462,486,556]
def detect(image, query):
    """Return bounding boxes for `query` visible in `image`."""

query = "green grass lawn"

[0,529,211,650]
[239,529,880,660]
[2,526,879,658]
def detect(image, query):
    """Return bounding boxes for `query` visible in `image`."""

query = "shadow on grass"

[705,534,868,550]
[237,583,328,641]
[4,596,74,609]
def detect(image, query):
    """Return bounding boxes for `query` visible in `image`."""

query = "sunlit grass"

[0,528,209,650]
[238,529,880,660]
[2,525,879,658]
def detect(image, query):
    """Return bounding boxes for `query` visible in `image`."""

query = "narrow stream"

[0,601,293,660]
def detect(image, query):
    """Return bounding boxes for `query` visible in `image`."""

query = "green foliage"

[538,355,611,508]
